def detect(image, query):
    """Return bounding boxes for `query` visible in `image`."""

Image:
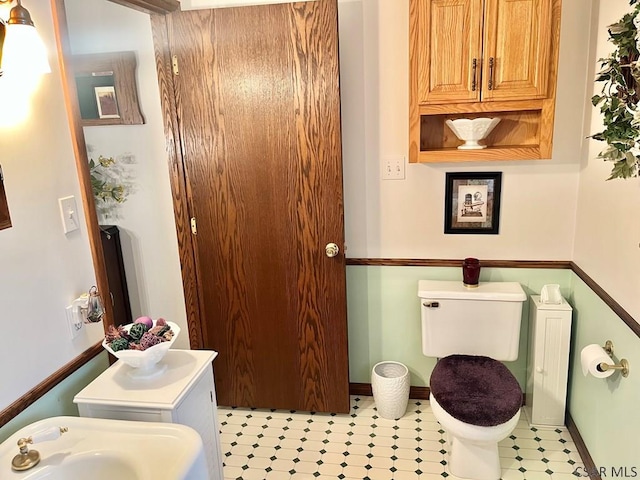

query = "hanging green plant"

[591,0,640,179]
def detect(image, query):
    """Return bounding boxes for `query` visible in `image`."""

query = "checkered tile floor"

[219,396,585,480]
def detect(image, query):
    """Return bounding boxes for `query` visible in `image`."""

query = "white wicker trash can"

[371,361,410,420]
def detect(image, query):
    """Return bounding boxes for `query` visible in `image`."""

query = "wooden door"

[162,0,349,413]
[482,0,552,101]
[416,0,484,104]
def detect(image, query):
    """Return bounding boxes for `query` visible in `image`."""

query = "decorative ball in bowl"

[102,318,180,377]
[445,117,501,150]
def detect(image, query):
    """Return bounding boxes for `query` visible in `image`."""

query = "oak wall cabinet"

[409,0,561,162]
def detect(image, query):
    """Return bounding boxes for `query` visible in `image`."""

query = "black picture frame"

[444,172,502,234]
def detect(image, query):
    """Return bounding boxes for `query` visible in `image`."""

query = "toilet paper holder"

[598,340,630,378]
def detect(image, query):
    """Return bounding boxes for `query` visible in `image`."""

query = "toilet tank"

[418,280,526,361]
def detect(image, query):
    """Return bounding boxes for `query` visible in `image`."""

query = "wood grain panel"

[169,7,257,407]
[419,99,544,115]
[346,258,572,268]
[419,146,543,162]
[420,110,540,150]
[107,0,179,14]
[166,0,348,412]
[538,0,562,157]
[483,0,552,100]
[287,1,348,413]
[409,0,421,163]
[418,0,483,104]
[150,14,204,349]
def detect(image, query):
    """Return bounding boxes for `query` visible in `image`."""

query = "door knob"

[325,243,339,257]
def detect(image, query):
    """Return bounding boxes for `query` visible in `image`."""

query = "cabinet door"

[417,0,483,104]
[531,312,571,426]
[482,0,552,101]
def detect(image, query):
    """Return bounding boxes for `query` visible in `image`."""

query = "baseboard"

[566,411,601,480]
[350,383,527,406]
[349,383,430,400]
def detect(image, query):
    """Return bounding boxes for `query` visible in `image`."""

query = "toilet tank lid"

[418,280,526,302]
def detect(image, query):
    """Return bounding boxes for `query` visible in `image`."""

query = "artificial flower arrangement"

[90,155,127,204]
[104,316,175,352]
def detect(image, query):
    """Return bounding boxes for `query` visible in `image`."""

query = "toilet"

[418,280,526,480]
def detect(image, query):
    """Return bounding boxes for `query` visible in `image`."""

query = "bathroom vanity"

[74,349,223,480]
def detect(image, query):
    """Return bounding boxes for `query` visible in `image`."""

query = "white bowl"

[445,117,501,149]
[102,321,180,375]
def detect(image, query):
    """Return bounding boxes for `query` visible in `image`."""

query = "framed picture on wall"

[444,172,502,234]
[94,86,120,119]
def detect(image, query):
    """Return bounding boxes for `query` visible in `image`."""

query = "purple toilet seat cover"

[430,355,522,427]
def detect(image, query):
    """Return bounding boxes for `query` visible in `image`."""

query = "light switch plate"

[382,156,406,180]
[58,196,79,234]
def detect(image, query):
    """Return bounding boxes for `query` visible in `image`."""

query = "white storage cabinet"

[74,349,223,480]
[524,295,573,428]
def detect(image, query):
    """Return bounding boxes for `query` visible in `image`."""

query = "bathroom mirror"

[0,0,184,428]
[61,0,188,340]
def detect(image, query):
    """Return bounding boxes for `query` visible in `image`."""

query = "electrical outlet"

[382,156,406,180]
[66,305,82,339]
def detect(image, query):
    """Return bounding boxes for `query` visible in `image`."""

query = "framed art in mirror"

[444,172,502,235]
[72,51,145,126]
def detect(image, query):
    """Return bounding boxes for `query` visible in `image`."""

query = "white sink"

[0,416,208,479]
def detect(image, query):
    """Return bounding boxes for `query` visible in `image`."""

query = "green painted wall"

[567,274,640,466]
[5,267,638,467]
[346,265,640,465]
[0,353,110,444]
[346,265,572,388]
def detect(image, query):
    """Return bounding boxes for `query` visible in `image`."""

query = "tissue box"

[540,284,562,304]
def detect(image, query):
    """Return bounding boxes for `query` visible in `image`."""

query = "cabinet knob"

[536,366,543,373]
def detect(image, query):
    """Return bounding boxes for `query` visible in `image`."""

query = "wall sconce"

[0,0,50,79]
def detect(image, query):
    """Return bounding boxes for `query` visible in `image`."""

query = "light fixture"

[0,0,50,79]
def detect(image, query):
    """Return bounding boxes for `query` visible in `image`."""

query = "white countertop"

[74,349,218,410]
